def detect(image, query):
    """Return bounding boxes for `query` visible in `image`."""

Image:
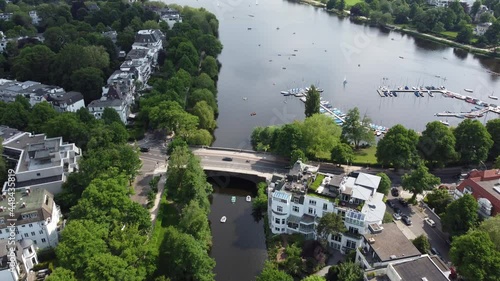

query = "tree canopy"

[341,107,374,149]
[376,124,419,169]
[376,172,391,196]
[442,194,479,237]
[454,119,493,165]
[316,212,346,240]
[401,163,440,201]
[417,121,457,168]
[305,85,320,117]
[450,230,500,281]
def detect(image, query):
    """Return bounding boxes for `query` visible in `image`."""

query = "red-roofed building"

[455,169,500,217]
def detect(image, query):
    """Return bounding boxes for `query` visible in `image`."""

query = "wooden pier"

[376,88,446,97]
[299,97,346,122]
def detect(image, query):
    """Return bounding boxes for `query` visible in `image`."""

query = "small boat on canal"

[489,95,499,100]
[220,216,227,223]
[246,196,251,202]
[464,89,474,93]
[231,196,236,203]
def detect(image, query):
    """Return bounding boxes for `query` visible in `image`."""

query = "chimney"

[368,237,375,244]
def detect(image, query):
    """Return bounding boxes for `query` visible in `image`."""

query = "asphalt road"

[387,187,451,265]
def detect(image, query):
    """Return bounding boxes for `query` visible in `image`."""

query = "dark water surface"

[168,0,500,148]
[208,178,267,281]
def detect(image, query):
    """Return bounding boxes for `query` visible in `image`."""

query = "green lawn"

[150,197,179,258]
[345,0,362,7]
[353,146,377,165]
[440,31,458,39]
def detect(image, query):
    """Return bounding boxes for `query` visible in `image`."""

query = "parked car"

[399,198,409,207]
[424,217,436,227]
[393,212,401,220]
[393,207,401,215]
[402,215,412,226]
[222,157,233,161]
[430,247,441,257]
[387,200,396,209]
[140,147,150,152]
[391,188,400,197]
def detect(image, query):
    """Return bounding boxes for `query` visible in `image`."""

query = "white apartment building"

[1,127,81,194]
[131,29,164,66]
[0,188,61,250]
[268,161,386,254]
[0,239,39,281]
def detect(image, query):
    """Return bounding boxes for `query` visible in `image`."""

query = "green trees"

[442,194,479,237]
[376,172,391,196]
[331,143,354,166]
[454,119,493,165]
[486,118,500,160]
[252,182,269,212]
[376,124,419,169]
[412,234,431,254]
[425,188,452,215]
[450,230,500,281]
[44,268,78,281]
[326,262,363,281]
[316,212,346,241]
[301,114,341,159]
[478,215,500,251]
[341,107,374,149]
[12,45,55,84]
[304,85,320,117]
[200,55,219,79]
[401,163,440,201]
[191,101,216,131]
[160,227,215,281]
[302,276,326,281]
[417,121,457,168]
[256,261,293,281]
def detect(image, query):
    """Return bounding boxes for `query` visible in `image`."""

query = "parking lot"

[386,187,451,265]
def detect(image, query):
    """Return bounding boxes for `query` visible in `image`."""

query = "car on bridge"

[222,157,233,161]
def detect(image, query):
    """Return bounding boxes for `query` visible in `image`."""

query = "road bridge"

[191,147,289,183]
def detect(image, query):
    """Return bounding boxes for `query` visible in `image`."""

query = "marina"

[377,85,500,118]
[296,95,389,135]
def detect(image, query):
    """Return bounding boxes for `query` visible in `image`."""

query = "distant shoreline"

[294,0,500,59]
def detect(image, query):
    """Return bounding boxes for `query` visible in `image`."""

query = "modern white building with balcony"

[268,161,386,254]
[1,127,81,194]
[0,238,39,281]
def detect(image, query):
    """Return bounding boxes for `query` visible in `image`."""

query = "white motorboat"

[439,120,450,126]
[464,89,473,93]
[489,95,499,100]
[246,196,251,202]
[220,216,227,223]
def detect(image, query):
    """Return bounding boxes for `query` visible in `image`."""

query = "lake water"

[208,177,267,281]
[168,0,500,149]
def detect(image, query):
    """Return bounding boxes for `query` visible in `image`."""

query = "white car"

[393,213,401,220]
[424,218,436,227]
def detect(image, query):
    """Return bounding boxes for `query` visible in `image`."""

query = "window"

[36,173,40,176]
[28,247,32,254]
[32,257,36,265]
[281,219,286,224]
[31,232,35,236]
[323,203,328,210]
[292,206,300,213]
[0,230,2,234]
[24,233,28,238]
[309,200,316,206]
[281,228,285,231]
[275,227,280,231]
[346,239,357,249]
[348,227,359,235]
[292,197,299,204]
[33,240,36,244]
[39,230,43,235]
[22,225,25,227]
[275,218,280,224]
[308,208,314,215]
[41,238,46,243]
[277,206,283,213]
[29,224,32,227]
[21,213,37,220]
[331,234,341,242]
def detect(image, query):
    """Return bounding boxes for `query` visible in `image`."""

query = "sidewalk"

[150,164,167,222]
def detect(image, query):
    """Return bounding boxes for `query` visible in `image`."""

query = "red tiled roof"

[467,169,500,182]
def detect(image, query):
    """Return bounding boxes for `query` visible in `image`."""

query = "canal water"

[208,177,267,281]
[168,0,500,148]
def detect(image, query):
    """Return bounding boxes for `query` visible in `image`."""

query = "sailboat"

[343,76,347,84]
[256,0,258,4]
[217,1,220,7]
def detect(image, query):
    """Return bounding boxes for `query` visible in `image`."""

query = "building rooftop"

[392,255,449,281]
[0,188,54,224]
[47,91,83,106]
[355,173,381,190]
[0,126,23,142]
[3,133,62,172]
[88,98,125,108]
[364,223,421,262]
[126,48,150,60]
[133,29,163,45]
[361,192,386,224]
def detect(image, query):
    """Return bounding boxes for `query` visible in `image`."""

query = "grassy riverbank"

[312,3,500,58]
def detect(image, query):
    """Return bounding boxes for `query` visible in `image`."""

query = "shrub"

[309,174,325,192]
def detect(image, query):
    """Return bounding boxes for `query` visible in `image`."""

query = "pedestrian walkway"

[150,164,168,222]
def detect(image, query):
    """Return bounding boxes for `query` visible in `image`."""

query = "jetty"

[377,85,500,116]
[299,96,345,122]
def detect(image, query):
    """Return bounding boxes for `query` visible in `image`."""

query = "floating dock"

[377,86,500,117]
